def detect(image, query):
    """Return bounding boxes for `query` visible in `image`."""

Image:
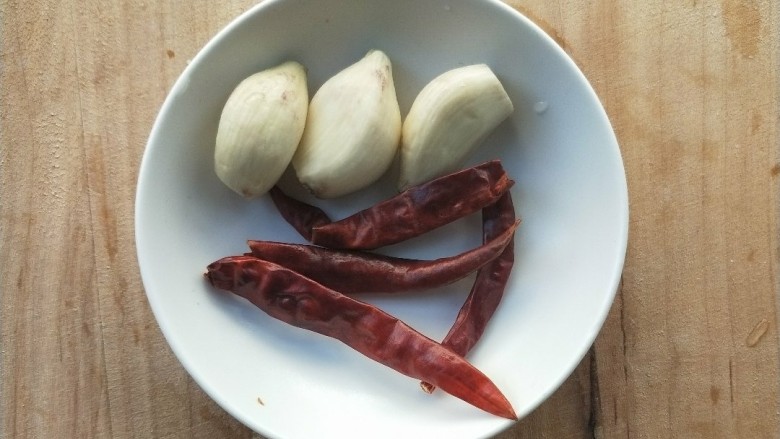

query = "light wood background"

[2,0,778,437]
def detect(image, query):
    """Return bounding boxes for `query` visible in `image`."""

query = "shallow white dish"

[135,0,628,438]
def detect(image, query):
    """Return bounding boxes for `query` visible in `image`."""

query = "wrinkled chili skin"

[422,192,516,394]
[269,186,331,241]
[205,256,517,420]
[443,191,516,353]
[246,220,518,294]
[285,160,512,250]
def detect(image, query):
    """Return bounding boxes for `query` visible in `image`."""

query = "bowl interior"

[136,0,628,438]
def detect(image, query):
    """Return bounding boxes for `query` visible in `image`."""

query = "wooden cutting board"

[1,1,778,437]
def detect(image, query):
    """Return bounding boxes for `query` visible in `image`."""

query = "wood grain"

[1,0,778,438]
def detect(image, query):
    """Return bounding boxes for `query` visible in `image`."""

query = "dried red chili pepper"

[269,186,332,241]
[422,192,517,393]
[270,161,513,250]
[246,219,519,294]
[311,160,512,249]
[205,255,517,420]
[442,192,516,354]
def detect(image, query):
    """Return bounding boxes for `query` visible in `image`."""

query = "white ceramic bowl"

[135,1,628,438]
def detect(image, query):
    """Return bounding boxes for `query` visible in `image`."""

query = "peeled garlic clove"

[214,61,308,198]
[292,50,401,199]
[398,64,513,191]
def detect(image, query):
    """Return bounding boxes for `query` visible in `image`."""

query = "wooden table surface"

[2,1,778,437]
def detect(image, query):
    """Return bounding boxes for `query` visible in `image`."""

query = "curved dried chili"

[205,255,517,419]
[312,160,512,249]
[246,219,519,294]
[422,192,517,393]
[270,161,513,250]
